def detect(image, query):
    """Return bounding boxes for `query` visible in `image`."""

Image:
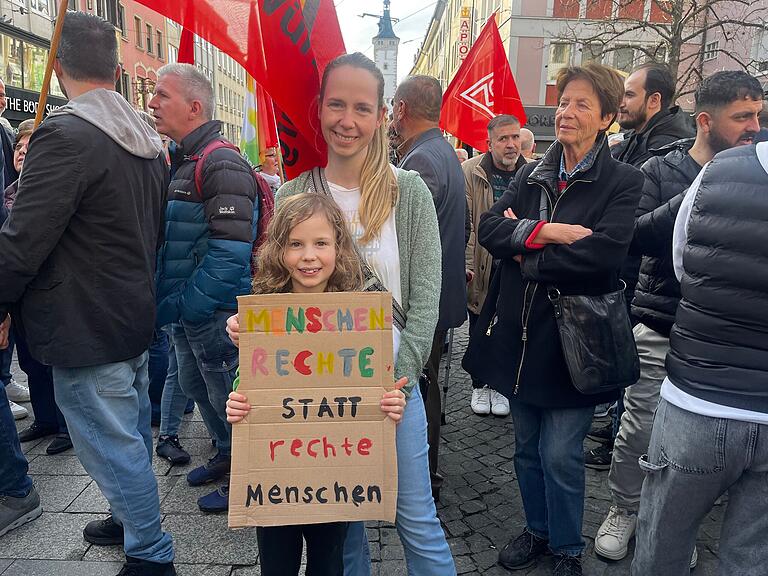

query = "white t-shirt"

[327,179,402,360]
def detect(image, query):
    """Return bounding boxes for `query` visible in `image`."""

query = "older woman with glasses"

[464,62,644,576]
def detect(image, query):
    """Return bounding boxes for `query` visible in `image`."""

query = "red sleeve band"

[524,220,547,250]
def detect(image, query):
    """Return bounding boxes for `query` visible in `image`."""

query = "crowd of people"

[0,9,766,576]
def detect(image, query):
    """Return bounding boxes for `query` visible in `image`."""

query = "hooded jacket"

[629,138,701,336]
[463,138,643,408]
[0,89,168,367]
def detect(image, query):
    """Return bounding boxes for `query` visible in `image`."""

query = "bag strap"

[189,139,241,199]
[309,167,406,331]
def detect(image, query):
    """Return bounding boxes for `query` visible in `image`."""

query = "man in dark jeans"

[392,75,467,501]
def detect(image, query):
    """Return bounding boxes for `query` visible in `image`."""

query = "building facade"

[0,0,69,125]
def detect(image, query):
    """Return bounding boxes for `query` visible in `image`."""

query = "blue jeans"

[172,311,237,456]
[344,384,456,575]
[509,401,594,556]
[632,399,768,576]
[0,382,32,498]
[53,352,174,563]
[0,329,14,386]
[159,325,190,438]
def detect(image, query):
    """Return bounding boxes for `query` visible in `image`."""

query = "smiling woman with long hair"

[227,52,456,575]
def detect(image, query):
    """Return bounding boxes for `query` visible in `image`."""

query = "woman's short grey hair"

[157,63,214,121]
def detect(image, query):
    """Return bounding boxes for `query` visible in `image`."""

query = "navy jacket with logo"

[156,121,257,327]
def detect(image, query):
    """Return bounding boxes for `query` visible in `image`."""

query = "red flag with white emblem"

[439,14,526,153]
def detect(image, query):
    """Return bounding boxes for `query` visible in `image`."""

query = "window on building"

[95,0,105,18]
[119,70,130,102]
[168,44,178,64]
[117,3,126,38]
[30,0,51,16]
[156,31,163,60]
[648,44,667,63]
[135,17,143,48]
[146,24,153,55]
[582,43,603,64]
[547,43,571,83]
[614,46,637,73]
[68,0,78,10]
[704,40,719,62]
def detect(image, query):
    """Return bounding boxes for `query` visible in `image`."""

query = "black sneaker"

[83,515,124,546]
[553,554,582,576]
[498,529,549,570]
[584,444,613,470]
[586,422,614,444]
[17,422,58,443]
[46,433,73,455]
[116,556,176,575]
[156,435,191,466]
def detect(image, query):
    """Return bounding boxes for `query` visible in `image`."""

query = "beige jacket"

[464,152,527,314]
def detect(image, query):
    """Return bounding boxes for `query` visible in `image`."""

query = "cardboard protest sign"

[229,292,398,528]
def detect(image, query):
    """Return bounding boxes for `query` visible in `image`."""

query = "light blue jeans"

[632,399,768,576]
[172,311,238,456]
[343,384,456,575]
[53,352,174,563]
[159,325,190,438]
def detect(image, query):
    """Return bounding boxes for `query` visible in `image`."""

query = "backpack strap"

[188,139,241,198]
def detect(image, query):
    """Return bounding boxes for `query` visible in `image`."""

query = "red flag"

[255,81,278,153]
[439,15,526,153]
[134,0,346,178]
[178,27,195,64]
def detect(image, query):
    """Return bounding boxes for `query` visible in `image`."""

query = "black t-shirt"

[481,153,517,202]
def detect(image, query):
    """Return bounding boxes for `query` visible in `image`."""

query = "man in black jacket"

[612,62,694,168]
[594,71,763,564]
[586,62,696,471]
[0,13,175,576]
[392,75,466,500]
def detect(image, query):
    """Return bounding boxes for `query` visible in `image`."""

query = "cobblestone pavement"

[3,324,724,575]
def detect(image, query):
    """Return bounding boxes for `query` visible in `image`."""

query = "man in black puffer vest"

[593,70,764,565]
[630,81,767,576]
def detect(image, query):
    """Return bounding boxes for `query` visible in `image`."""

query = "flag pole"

[34,0,70,129]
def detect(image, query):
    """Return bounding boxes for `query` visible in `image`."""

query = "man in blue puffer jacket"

[150,63,257,514]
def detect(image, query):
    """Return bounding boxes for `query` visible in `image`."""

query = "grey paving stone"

[160,479,225,515]
[26,455,87,476]
[161,515,259,565]
[0,560,122,576]
[174,565,233,576]
[33,475,91,513]
[0,513,104,560]
[0,560,13,574]
[231,567,261,576]
[66,476,179,514]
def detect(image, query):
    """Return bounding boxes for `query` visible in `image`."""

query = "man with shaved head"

[519,127,536,161]
[392,75,467,501]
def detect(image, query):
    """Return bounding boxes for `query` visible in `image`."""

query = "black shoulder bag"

[540,189,640,395]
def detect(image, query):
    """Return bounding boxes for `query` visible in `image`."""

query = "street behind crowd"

[1,325,725,576]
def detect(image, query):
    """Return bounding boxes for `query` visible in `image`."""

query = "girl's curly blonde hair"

[252,193,364,294]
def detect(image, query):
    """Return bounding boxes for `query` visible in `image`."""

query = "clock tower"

[373,0,400,107]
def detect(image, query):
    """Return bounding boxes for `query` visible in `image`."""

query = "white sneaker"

[5,379,30,402]
[490,389,510,417]
[470,386,491,415]
[594,505,637,560]
[9,400,28,420]
[690,546,698,569]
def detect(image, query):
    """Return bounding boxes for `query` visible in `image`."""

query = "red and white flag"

[439,14,526,152]
[135,0,346,178]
